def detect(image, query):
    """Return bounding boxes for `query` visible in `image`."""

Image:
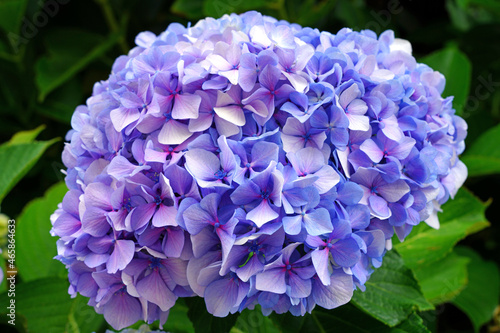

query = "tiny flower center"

[163,113,172,122]
[214,169,227,180]
[149,257,162,270]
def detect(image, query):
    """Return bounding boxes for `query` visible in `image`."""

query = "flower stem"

[95,0,129,54]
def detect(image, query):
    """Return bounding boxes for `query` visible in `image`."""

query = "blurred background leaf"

[462,123,500,176]
[0,277,105,333]
[35,29,120,101]
[452,246,500,332]
[185,297,239,333]
[16,181,67,281]
[0,128,58,205]
[0,0,29,35]
[230,306,280,333]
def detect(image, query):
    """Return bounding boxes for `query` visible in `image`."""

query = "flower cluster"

[51,11,467,330]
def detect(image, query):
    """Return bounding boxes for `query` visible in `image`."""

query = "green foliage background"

[0,0,499,332]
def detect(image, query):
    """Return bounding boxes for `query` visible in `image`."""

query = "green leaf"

[7,125,46,145]
[0,0,28,34]
[269,311,307,333]
[16,182,68,281]
[352,251,433,327]
[185,297,239,333]
[395,188,489,268]
[35,29,121,101]
[461,123,500,176]
[390,313,431,333]
[413,251,470,304]
[35,77,82,124]
[452,247,500,332]
[0,253,6,293]
[419,46,472,115]
[310,305,388,333]
[0,138,59,205]
[171,0,204,20]
[70,294,106,333]
[271,305,431,333]
[231,306,280,333]
[163,299,195,333]
[290,0,337,27]
[0,278,104,333]
[332,0,370,32]
[202,0,271,18]
[446,0,472,31]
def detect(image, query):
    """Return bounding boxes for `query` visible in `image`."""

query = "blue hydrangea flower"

[51,10,468,330]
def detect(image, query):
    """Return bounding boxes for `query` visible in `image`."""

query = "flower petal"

[103,291,142,330]
[107,239,135,274]
[136,269,176,311]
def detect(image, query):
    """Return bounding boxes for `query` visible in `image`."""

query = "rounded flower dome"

[51,11,467,330]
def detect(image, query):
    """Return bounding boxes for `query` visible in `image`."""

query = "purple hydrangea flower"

[51,10,468,330]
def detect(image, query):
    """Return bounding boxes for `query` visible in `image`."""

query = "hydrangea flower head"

[51,11,467,330]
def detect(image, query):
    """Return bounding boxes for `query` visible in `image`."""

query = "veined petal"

[236,255,265,282]
[162,228,185,258]
[311,248,331,286]
[206,54,233,71]
[368,195,391,219]
[378,179,410,202]
[213,105,246,126]
[331,237,361,267]
[339,84,360,109]
[283,215,302,235]
[346,114,370,131]
[347,99,368,115]
[184,149,220,184]
[312,270,353,309]
[288,272,312,298]
[256,268,286,294]
[53,213,81,237]
[110,108,140,132]
[81,207,111,237]
[108,156,150,180]
[303,208,333,236]
[220,70,239,85]
[246,200,279,227]
[183,204,213,235]
[172,93,202,120]
[107,239,135,274]
[130,203,156,231]
[103,291,142,330]
[136,269,176,311]
[158,120,193,145]
[360,139,383,163]
[152,205,178,227]
[204,278,239,317]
